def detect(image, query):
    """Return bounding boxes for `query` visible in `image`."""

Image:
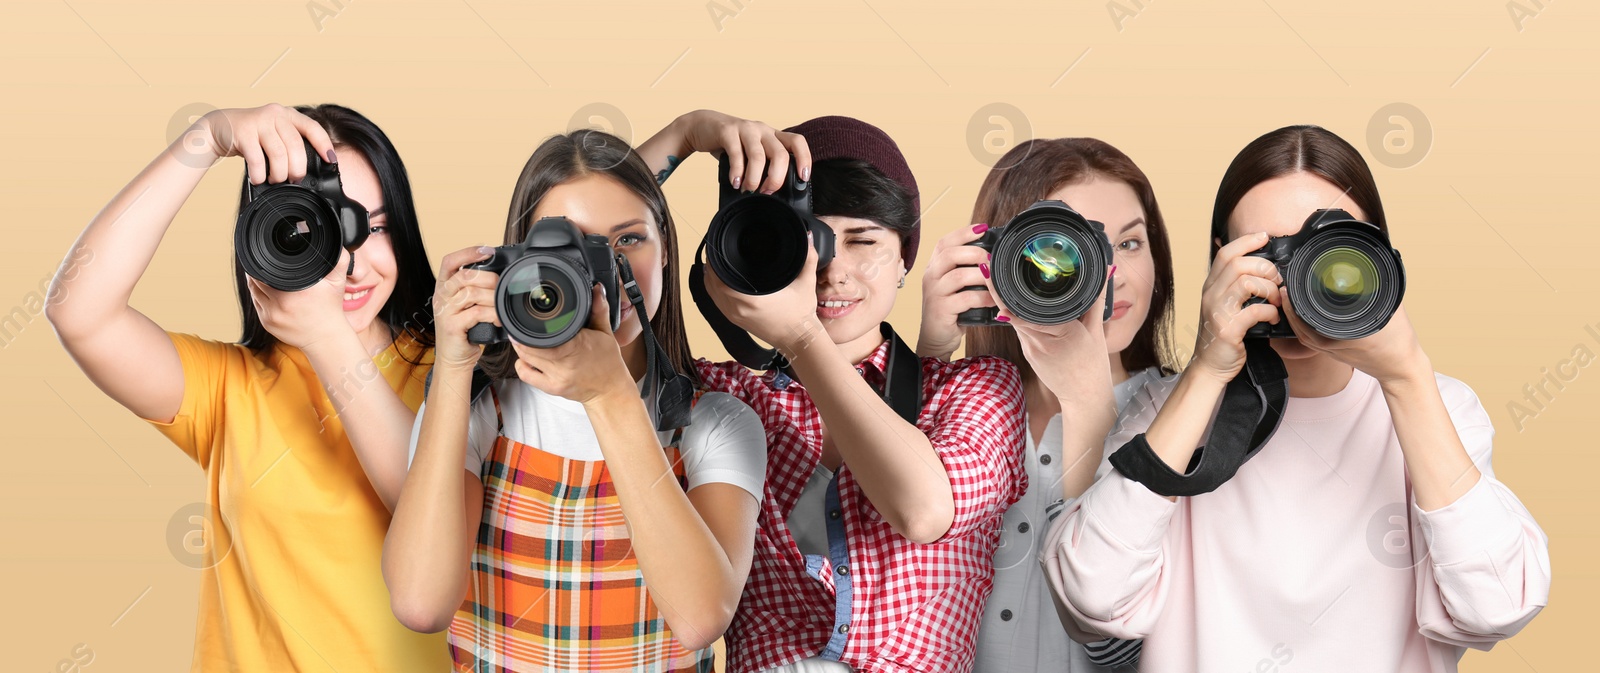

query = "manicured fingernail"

[477,246,494,255]
[979,263,990,279]
[731,175,742,189]
[801,167,811,181]
[326,148,338,163]
[973,223,989,234]
[1110,265,1118,278]
[995,315,1011,323]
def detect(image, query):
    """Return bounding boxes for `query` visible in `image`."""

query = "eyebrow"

[844,224,889,235]
[369,206,387,217]
[1116,217,1146,235]
[609,219,648,233]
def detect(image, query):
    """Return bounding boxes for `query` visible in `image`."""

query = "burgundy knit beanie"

[783,116,922,269]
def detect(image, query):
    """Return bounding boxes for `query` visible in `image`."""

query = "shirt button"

[855,366,865,375]
[1040,454,1052,465]
[837,564,849,576]
[1000,609,1013,621]
[829,509,841,520]
[1018,522,1030,533]
[838,624,850,634]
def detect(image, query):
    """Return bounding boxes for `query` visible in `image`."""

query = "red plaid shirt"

[697,341,1027,673]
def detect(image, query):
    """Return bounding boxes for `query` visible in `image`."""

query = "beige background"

[1,0,1594,670]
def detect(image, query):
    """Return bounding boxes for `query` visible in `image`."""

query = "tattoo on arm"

[656,155,682,184]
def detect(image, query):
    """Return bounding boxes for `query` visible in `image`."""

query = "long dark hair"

[477,130,699,385]
[233,104,436,359]
[965,138,1179,378]
[1210,125,1387,258]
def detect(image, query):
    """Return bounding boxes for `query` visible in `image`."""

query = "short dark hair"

[233,104,435,361]
[810,157,917,246]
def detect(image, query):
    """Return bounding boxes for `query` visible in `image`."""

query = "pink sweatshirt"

[1041,369,1550,672]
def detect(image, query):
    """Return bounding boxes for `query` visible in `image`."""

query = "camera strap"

[1108,338,1288,497]
[617,255,694,432]
[688,241,794,372]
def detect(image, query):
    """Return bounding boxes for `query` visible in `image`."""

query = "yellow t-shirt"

[146,331,449,672]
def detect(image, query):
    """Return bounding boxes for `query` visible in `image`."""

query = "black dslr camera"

[1244,209,1405,340]
[234,139,371,291]
[464,217,621,348]
[958,200,1115,326]
[702,154,836,295]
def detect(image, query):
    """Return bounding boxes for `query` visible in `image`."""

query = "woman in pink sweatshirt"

[1041,125,1551,672]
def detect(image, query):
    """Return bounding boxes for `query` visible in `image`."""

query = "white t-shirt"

[408,378,767,499]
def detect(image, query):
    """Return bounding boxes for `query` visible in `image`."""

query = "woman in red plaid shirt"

[643,113,1030,672]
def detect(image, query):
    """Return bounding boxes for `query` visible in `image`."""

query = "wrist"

[1377,354,1435,392]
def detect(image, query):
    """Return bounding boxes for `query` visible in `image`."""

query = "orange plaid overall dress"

[448,386,715,672]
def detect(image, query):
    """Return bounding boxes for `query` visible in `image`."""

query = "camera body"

[465,216,621,348]
[234,139,370,291]
[703,154,836,295]
[1244,209,1405,340]
[958,200,1115,326]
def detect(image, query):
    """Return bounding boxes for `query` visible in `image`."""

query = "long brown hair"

[1210,125,1386,258]
[478,130,698,385]
[965,138,1179,378]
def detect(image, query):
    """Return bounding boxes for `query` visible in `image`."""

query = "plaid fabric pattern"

[448,388,715,673]
[697,343,1027,673]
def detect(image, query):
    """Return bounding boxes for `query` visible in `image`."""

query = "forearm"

[634,113,695,181]
[1140,371,1228,502]
[303,333,417,510]
[383,364,475,628]
[584,387,743,649]
[784,325,953,543]
[1058,394,1117,501]
[1380,361,1480,512]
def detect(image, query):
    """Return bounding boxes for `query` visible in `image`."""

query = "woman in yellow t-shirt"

[46,103,449,671]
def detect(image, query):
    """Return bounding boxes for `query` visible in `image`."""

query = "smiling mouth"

[343,288,371,302]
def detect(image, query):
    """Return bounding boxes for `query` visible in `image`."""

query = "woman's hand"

[245,249,353,351]
[703,235,823,356]
[511,284,635,405]
[1188,232,1284,385]
[991,266,1117,415]
[190,104,337,184]
[1282,298,1430,385]
[641,110,811,191]
[916,223,997,360]
[432,246,500,372]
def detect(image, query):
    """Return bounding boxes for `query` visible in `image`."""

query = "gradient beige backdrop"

[1,0,1593,670]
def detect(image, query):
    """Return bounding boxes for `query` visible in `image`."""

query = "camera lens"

[988,202,1110,325]
[235,187,343,292]
[1286,227,1403,339]
[524,281,565,319]
[1308,246,1378,315]
[270,218,312,256]
[707,197,811,295]
[499,254,587,347]
[1015,233,1083,302]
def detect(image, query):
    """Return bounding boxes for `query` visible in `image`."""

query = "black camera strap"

[617,255,694,432]
[1108,338,1288,497]
[688,241,793,373]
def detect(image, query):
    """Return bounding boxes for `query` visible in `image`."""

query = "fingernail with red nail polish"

[995,315,1011,323]
[973,223,989,234]
[1110,265,1118,278]
[979,263,990,279]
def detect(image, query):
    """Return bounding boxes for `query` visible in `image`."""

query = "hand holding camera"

[509,283,637,405]
[190,104,338,185]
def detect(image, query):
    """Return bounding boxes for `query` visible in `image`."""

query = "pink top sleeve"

[1410,375,1551,648]
[1039,377,1175,642]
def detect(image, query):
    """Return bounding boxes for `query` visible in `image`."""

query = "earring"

[897,275,906,289]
